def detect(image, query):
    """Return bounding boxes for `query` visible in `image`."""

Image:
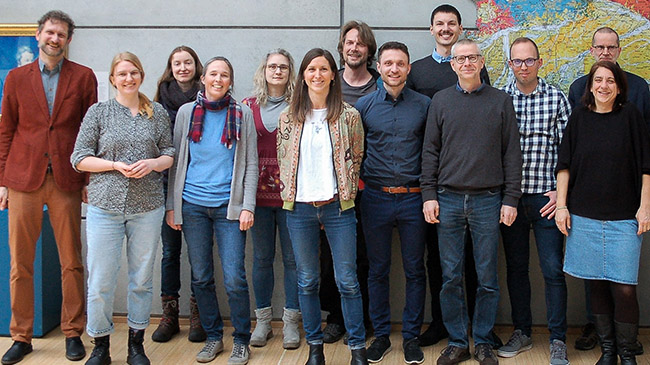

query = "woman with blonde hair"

[242,49,300,349]
[71,51,174,365]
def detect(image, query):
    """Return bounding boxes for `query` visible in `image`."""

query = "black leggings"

[590,279,638,323]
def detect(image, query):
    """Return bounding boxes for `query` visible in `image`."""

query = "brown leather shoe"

[474,343,498,365]
[437,345,470,365]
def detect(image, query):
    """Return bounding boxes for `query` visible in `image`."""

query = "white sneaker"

[196,339,223,363]
[228,342,250,365]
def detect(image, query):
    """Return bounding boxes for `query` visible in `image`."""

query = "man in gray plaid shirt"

[497,37,571,365]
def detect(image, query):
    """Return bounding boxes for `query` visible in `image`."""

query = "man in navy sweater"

[406,4,495,349]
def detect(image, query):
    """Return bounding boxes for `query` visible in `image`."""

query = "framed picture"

[0,25,39,116]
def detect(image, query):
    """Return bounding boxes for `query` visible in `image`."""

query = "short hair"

[509,37,539,59]
[431,4,462,25]
[202,56,235,92]
[290,48,343,124]
[451,38,480,57]
[378,41,410,63]
[592,27,620,46]
[154,46,203,102]
[109,52,153,119]
[37,10,75,38]
[581,61,627,112]
[251,49,296,106]
[337,20,377,68]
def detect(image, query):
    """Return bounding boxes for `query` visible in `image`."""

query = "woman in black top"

[152,46,206,343]
[556,61,650,365]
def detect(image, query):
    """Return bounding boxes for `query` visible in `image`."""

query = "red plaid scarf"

[188,91,242,148]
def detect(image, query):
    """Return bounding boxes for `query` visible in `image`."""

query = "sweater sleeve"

[501,96,523,207]
[241,106,259,213]
[556,110,578,174]
[420,97,441,202]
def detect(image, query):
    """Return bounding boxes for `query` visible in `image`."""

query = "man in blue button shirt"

[355,41,430,365]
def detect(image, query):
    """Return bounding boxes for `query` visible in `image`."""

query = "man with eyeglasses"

[405,4,499,350]
[317,20,380,346]
[569,27,650,128]
[421,38,521,365]
[498,37,570,365]
[567,26,650,354]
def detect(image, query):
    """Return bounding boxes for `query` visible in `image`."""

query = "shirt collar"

[39,58,63,75]
[455,81,486,94]
[432,48,453,63]
[379,84,406,102]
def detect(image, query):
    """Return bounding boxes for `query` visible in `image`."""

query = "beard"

[344,54,367,69]
[39,41,65,57]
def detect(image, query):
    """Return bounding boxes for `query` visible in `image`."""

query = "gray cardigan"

[166,101,258,223]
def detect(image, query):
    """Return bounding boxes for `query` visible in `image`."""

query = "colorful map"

[471,0,650,93]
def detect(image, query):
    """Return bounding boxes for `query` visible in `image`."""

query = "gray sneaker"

[497,330,532,358]
[228,342,250,365]
[196,339,224,363]
[549,339,569,365]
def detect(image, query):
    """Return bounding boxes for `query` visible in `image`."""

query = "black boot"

[594,314,617,365]
[350,347,368,365]
[615,321,638,365]
[151,295,179,342]
[127,328,150,365]
[305,344,325,365]
[85,336,110,365]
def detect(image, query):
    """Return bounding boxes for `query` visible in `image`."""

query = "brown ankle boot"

[188,296,207,342]
[151,295,179,342]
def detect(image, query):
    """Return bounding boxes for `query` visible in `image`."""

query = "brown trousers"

[8,174,85,342]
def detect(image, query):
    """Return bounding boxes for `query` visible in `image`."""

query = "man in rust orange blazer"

[0,10,97,365]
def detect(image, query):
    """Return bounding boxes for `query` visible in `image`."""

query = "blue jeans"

[500,193,568,343]
[437,189,501,348]
[287,202,365,349]
[250,206,298,309]
[181,201,251,344]
[85,205,164,337]
[361,187,426,340]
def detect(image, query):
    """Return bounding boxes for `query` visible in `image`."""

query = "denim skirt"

[564,214,642,285]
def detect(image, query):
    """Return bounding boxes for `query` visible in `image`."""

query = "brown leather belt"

[380,186,421,194]
[305,194,339,207]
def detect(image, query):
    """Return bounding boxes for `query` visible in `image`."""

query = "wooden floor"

[2,320,650,364]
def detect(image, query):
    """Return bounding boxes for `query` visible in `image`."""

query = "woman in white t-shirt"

[276,48,366,365]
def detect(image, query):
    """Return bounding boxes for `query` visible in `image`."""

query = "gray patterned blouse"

[71,98,175,214]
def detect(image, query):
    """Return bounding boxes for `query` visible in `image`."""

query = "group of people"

[1,5,649,365]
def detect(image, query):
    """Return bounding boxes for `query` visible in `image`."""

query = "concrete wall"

[3,0,650,327]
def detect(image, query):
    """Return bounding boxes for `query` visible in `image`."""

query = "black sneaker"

[574,323,598,351]
[322,323,345,343]
[367,336,391,363]
[403,338,424,364]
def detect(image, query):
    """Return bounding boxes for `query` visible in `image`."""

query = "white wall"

[4,0,650,327]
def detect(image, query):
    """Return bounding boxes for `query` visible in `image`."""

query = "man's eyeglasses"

[267,64,290,72]
[510,58,538,67]
[592,45,619,53]
[452,54,482,64]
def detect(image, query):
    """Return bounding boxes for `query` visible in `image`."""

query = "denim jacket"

[277,102,364,211]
